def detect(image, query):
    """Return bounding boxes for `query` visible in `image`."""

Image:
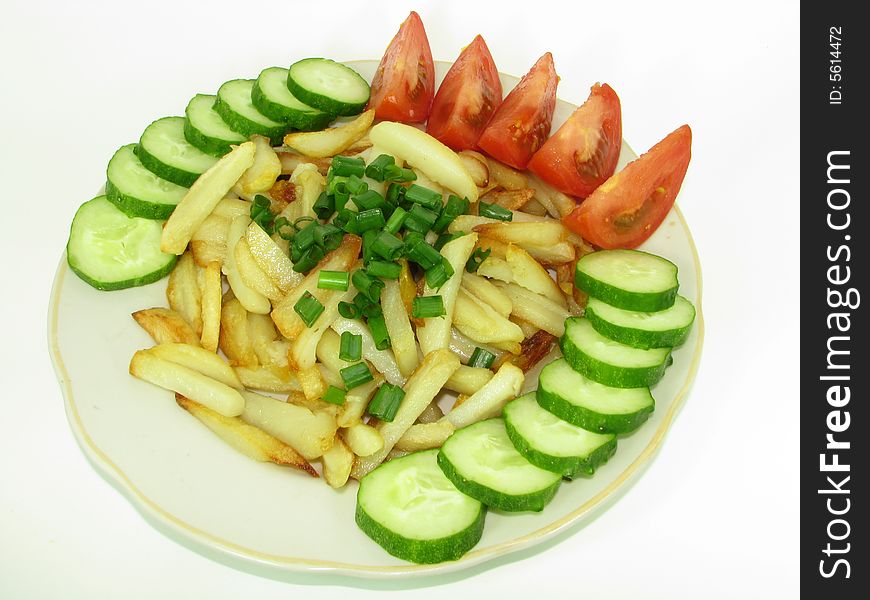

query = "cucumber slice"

[287,58,370,117]
[575,249,679,312]
[66,196,177,291]
[137,117,218,187]
[437,419,562,512]
[252,67,334,131]
[537,358,655,434]
[106,144,188,220]
[213,79,287,144]
[184,94,246,157]
[504,393,617,479]
[561,317,671,388]
[356,449,485,564]
[586,295,696,349]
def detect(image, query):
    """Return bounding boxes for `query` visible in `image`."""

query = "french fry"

[481,188,535,211]
[337,379,379,428]
[190,214,230,267]
[510,330,557,373]
[527,172,577,218]
[331,317,404,386]
[234,134,281,196]
[167,252,203,336]
[351,349,460,479]
[505,244,567,307]
[368,121,478,202]
[416,233,478,355]
[132,308,201,346]
[176,395,316,477]
[484,156,528,190]
[129,350,244,417]
[475,221,575,265]
[241,390,337,459]
[210,197,252,220]
[283,109,374,158]
[444,365,494,396]
[461,272,512,317]
[449,328,503,364]
[295,364,326,400]
[224,215,271,314]
[199,261,222,352]
[457,150,489,187]
[453,288,524,346]
[279,165,326,222]
[149,343,241,388]
[398,259,417,316]
[245,222,303,292]
[235,365,300,393]
[512,317,540,339]
[381,279,419,378]
[475,255,514,283]
[219,295,258,367]
[275,150,332,175]
[494,281,570,337]
[444,362,524,429]
[162,142,255,254]
[416,399,445,424]
[288,286,355,370]
[235,237,283,302]
[316,329,351,374]
[521,198,549,216]
[394,420,455,452]
[344,423,384,457]
[245,313,279,362]
[321,436,354,488]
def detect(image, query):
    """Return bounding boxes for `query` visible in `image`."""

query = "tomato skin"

[368,11,435,123]
[477,53,558,169]
[563,124,692,249]
[426,35,503,151]
[528,83,622,198]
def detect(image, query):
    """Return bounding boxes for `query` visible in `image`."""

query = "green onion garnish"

[340,362,374,390]
[465,247,492,273]
[372,231,405,261]
[318,270,349,291]
[292,245,324,273]
[338,301,360,319]
[313,191,335,220]
[434,231,466,251]
[250,195,275,234]
[412,295,446,318]
[352,190,387,211]
[333,209,359,234]
[365,154,396,182]
[384,206,408,234]
[294,291,324,327]
[432,195,469,233]
[345,174,368,195]
[361,229,377,264]
[425,258,454,289]
[366,260,402,279]
[356,208,386,232]
[352,269,385,303]
[367,383,405,422]
[368,314,391,350]
[403,203,439,234]
[323,385,347,405]
[384,165,417,183]
[478,201,513,222]
[331,155,366,177]
[468,347,496,369]
[385,182,406,206]
[314,223,343,251]
[406,239,442,270]
[404,184,443,211]
[339,331,363,362]
[292,222,317,252]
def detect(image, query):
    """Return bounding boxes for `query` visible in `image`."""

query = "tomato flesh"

[426,35,503,151]
[477,52,558,169]
[563,124,692,249]
[368,11,435,123]
[528,83,622,198]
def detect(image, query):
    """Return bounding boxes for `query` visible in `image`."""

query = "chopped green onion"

[352,190,387,211]
[352,269,385,303]
[404,184,443,211]
[385,182,406,206]
[323,385,347,405]
[403,203,439,234]
[250,194,275,234]
[406,239,442,270]
[345,174,368,195]
[356,208,386,232]
[434,231,466,251]
[465,247,492,273]
[315,223,343,251]
[292,223,317,252]
[432,195,469,233]
[367,383,405,422]
[318,270,349,291]
[333,209,359,234]
[367,314,391,350]
[273,216,295,240]
[294,291,324,327]
[412,295,446,318]
[340,362,374,390]
[468,347,496,369]
[353,292,372,312]
[384,206,408,234]
[338,301,360,319]
[372,231,405,261]
[384,164,417,183]
[362,302,383,318]
[424,258,454,289]
[292,245,324,273]
[361,229,377,264]
[339,331,363,362]
[328,174,347,195]
[365,154,396,182]
[366,260,402,279]
[331,155,366,177]
[478,201,513,221]
[313,191,335,220]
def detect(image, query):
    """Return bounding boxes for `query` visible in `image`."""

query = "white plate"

[48,60,704,579]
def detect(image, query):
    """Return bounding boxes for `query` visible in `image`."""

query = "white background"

[0,0,799,597]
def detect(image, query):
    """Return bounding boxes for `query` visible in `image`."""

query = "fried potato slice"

[167,251,203,335]
[331,317,404,386]
[381,279,419,378]
[321,436,354,488]
[444,362,524,429]
[509,330,558,373]
[199,261,222,352]
[461,272,512,317]
[343,423,384,457]
[453,288,524,346]
[224,215,271,314]
[190,214,230,267]
[493,281,571,337]
[234,134,281,196]
[279,165,326,223]
[149,343,241,388]
[235,237,283,302]
[283,109,374,158]
[505,244,567,307]
[245,222,303,292]
[240,390,338,459]
[457,150,489,187]
[444,365,494,396]
[484,156,528,191]
[219,295,258,367]
[394,420,455,452]
[337,379,380,429]
[481,188,535,211]
[132,308,201,346]
[235,365,300,393]
[527,172,577,218]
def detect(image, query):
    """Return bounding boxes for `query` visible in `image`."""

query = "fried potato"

[510,330,557,373]
[527,172,576,218]
[484,156,528,191]
[394,420,455,452]
[474,255,514,284]
[129,350,244,416]
[521,198,549,216]
[494,281,570,337]
[234,365,301,393]
[176,394,316,477]
[149,343,241,388]
[199,261,222,352]
[343,423,384,457]
[280,165,326,222]
[190,214,230,267]
[453,288,524,346]
[474,221,575,265]
[449,328,503,364]
[224,215,271,314]
[132,308,201,346]
[241,391,337,459]
[444,362,524,429]
[505,244,567,307]
[219,295,258,367]
[166,251,203,336]
[245,222,303,292]
[331,317,404,386]
[321,436,354,488]
[381,279,419,378]
[283,109,374,158]
[235,237,283,302]
[295,364,326,400]
[481,188,535,211]
[337,379,380,428]
[212,197,254,220]
[416,399,445,424]
[351,349,460,478]
[444,365,494,396]
[275,150,333,175]
[457,150,489,187]
[288,286,355,370]
[234,134,281,196]
[162,142,255,254]
[461,272,512,317]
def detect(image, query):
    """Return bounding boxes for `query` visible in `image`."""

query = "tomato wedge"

[426,35,503,151]
[477,53,558,169]
[367,11,435,123]
[563,124,692,249]
[528,83,622,198]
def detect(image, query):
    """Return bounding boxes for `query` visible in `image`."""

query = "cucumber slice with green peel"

[106,144,188,219]
[356,449,485,564]
[586,295,696,349]
[252,67,334,131]
[561,317,671,388]
[66,196,177,291]
[537,358,655,434]
[213,79,288,144]
[287,58,370,117]
[184,94,246,157]
[504,393,617,479]
[575,249,679,312]
[137,117,218,187]
[437,419,562,512]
